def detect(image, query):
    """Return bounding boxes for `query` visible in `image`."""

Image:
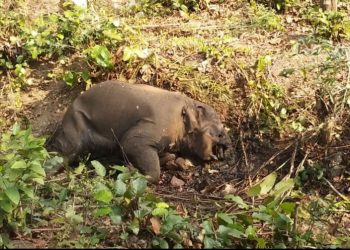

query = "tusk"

[218,147,224,159]
[210,154,218,161]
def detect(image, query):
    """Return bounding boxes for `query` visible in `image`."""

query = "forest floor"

[1,0,350,248]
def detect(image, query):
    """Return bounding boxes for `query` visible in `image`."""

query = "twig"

[293,202,299,238]
[31,227,65,232]
[111,128,130,165]
[288,137,299,178]
[322,177,349,201]
[252,141,294,179]
[239,128,249,172]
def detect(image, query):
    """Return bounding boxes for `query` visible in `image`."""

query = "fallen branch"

[322,177,349,201]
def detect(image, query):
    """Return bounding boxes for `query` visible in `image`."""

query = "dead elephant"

[46,80,232,183]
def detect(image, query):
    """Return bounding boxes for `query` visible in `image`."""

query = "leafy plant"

[247,55,287,135]
[304,8,350,41]
[84,45,114,68]
[249,2,285,31]
[0,123,50,247]
[129,0,200,17]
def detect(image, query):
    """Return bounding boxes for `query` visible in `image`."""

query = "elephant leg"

[121,138,161,184]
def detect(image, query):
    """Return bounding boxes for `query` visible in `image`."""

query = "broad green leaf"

[225,194,249,209]
[280,202,296,214]
[110,165,128,172]
[5,186,20,205]
[91,160,106,177]
[20,186,34,199]
[110,207,122,224]
[156,202,169,209]
[63,70,77,86]
[202,220,214,235]
[128,218,140,235]
[32,177,44,185]
[253,212,272,222]
[117,172,131,181]
[12,122,21,135]
[95,207,112,217]
[203,236,221,249]
[95,189,113,204]
[30,161,46,176]
[260,172,277,195]
[11,160,27,169]
[131,177,147,196]
[247,184,261,197]
[245,225,256,238]
[217,213,233,225]
[217,225,244,239]
[152,207,168,216]
[114,179,126,196]
[81,70,90,82]
[272,178,295,197]
[8,169,22,181]
[0,200,13,213]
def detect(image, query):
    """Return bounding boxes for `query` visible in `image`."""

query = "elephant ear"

[182,105,208,133]
[182,105,201,133]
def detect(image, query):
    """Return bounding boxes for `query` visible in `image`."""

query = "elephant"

[45,80,232,183]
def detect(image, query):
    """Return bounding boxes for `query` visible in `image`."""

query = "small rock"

[222,184,236,195]
[175,157,194,170]
[171,176,185,187]
[159,153,176,166]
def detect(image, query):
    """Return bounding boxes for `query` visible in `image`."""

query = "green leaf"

[202,220,214,235]
[253,212,272,222]
[114,179,126,196]
[12,122,21,135]
[128,218,140,235]
[256,237,266,248]
[131,177,147,196]
[81,70,90,82]
[5,186,20,205]
[217,225,244,239]
[32,177,44,185]
[0,200,13,213]
[110,165,128,172]
[260,172,277,195]
[11,160,27,169]
[91,160,106,177]
[156,202,169,209]
[20,186,34,199]
[247,185,261,197]
[280,202,295,214]
[272,178,295,197]
[152,207,168,216]
[110,207,122,224]
[30,161,46,177]
[95,188,113,204]
[203,236,221,248]
[225,194,249,209]
[95,207,112,217]
[217,213,233,225]
[63,70,77,86]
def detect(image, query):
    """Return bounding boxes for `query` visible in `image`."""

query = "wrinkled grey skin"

[46,80,231,183]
